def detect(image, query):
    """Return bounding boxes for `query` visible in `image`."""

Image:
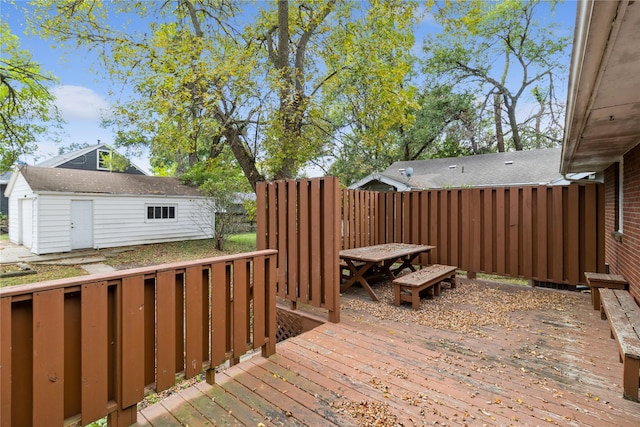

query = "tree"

[28,0,421,190]
[30,0,267,189]
[181,148,252,250]
[320,1,419,149]
[423,0,570,151]
[327,84,478,186]
[0,21,62,171]
[397,85,477,160]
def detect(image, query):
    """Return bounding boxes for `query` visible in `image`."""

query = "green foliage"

[321,1,420,149]
[328,84,477,186]
[242,199,256,222]
[398,85,477,159]
[27,0,425,189]
[0,17,62,172]
[327,134,398,187]
[22,0,570,189]
[86,418,107,427]
[58,142,91,154]
[423,0,570,151]
[97,148,134,172]
[180,148,252,250]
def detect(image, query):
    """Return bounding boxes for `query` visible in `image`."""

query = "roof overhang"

[561,0,640,174]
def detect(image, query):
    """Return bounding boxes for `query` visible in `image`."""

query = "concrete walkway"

[0,239,115,274]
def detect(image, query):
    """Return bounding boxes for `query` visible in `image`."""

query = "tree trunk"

[506,103,523,150]
[269,0,334,180]
[493,94,505,152]
[226,129,264,192]
[534,105,544,149]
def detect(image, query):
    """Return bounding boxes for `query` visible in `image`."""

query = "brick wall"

[604,143,640,301]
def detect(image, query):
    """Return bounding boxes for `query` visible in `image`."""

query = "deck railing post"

[262,254,278,357]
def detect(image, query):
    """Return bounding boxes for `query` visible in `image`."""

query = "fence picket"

[81,282,108,425]
[0,297,11,426]
[33,289,65,426]
[341,184,604,285]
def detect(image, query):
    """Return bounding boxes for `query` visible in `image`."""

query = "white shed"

[4,166,214,255]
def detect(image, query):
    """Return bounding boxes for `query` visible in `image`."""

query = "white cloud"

[52,85,112,121]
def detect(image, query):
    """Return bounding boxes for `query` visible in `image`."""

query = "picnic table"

[340,243,435,301]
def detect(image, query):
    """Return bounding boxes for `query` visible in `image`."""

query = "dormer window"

[97,148,112,170]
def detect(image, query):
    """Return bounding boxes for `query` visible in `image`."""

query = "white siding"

[91,195,213,249]
[7,173,34,246]
[31,193,212,254]
[36,196,72,254]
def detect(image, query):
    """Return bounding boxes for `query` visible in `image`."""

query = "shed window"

[147,205,176,220]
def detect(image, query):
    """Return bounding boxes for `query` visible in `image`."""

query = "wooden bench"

[393,264,457,310]
[599,288,640,401]
[585,272,628,310]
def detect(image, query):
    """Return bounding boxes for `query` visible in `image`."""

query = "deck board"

[135,280,640,426]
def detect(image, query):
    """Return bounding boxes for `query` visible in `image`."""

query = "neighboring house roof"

[350,148,573,191]
[7,166,203,197]
[0,172,11,185]
[38,143,149,175]
[562,0,640,173]
[348,172,414,192]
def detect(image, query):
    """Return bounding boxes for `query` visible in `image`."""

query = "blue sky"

[2,1,578,175]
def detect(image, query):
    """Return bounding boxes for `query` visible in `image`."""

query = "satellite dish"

[405,167,414,178]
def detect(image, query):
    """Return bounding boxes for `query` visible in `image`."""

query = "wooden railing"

[342,184,606,286]
[256,177,341,323]
[0,250,277,427]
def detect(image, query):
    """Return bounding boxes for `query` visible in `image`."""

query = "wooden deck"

[135,279,640,426]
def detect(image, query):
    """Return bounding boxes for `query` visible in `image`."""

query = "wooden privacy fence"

[256,177,341,323]
[343,184,605,286]
[0,250,277,427]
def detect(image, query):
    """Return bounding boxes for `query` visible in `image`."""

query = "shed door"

[20,198,33,248]
[71,200,93,250]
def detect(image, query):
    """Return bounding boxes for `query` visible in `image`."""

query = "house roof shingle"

[382,148,563,189]
[18,166,203,197]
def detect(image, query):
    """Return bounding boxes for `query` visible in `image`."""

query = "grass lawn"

[0,234,257,288]
[103,235,257,269]
[227,232,257,246]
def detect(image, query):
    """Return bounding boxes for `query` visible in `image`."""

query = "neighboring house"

[5,166,213,254]
[0,171,10,216]
[37,143,148,175]
[561,0,640,300]
[1,144,146,217]
[349,148,595,191]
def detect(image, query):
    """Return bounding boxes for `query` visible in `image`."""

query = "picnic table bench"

[393,264,457,310]
[340,243,435,302]
[599,288,640,401]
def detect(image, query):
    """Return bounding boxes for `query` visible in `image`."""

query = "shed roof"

[12,166,203,197]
